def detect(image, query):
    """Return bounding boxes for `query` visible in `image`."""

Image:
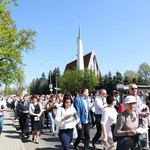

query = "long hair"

[62,93,73,108]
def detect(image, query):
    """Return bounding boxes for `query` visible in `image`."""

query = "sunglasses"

[131,88,137,90]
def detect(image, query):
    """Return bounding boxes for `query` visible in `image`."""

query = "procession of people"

[0,83,150,150]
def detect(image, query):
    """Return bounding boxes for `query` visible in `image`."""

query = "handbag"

[34,116,40,121]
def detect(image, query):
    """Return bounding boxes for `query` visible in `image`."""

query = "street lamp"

[49,71,53,94]
[55,73,58,94]
[55,73,61,94]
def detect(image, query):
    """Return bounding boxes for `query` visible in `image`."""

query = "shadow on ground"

[36,148,58,150]
[42,137,60,143]
[3,123,15,127]
[2,130,16,134]
[5,134,20,139]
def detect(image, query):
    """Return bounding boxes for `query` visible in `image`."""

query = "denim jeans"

[59,128,73,150]
[0,116,4,134]
[48,112,55,133]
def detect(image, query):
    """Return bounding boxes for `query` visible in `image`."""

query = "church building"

[65,27,100,76]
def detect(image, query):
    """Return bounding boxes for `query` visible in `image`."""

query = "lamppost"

[49,71,53,94]
[55,73,61,94]
[55,73,58,94]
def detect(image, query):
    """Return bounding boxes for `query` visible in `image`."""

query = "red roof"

[65,52,92,71]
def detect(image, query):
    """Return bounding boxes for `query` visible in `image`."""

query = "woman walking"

[55,93,79,150]
[101,95,118,149]
[29,95,43,144]
[114,95,147,149]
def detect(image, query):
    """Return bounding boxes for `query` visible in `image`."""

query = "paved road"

[0,111,25,150]
[22,128,103,150]
[14,119,103,150]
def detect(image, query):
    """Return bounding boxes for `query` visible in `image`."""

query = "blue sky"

[10,0,150,85]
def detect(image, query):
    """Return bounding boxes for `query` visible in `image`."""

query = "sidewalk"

[0,111,26,150]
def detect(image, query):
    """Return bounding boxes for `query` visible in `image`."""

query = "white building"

[65,27,100,76]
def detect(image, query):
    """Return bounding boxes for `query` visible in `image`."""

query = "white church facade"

[65,27,100,76]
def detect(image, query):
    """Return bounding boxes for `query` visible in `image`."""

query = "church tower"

[77,26,84,70]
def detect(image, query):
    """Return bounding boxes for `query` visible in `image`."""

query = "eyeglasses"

[131,87,137,90]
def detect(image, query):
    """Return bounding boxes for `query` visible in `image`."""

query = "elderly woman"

[114,95,147,150]
[101,95,118,149]
[55,93,79,150]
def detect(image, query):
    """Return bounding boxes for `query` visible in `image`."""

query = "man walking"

[73,88,91,150]
[92,89,107,148]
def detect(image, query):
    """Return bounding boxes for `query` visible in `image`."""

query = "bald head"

[128,83,138,96]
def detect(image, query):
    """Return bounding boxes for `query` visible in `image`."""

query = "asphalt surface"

[13,117,103,150]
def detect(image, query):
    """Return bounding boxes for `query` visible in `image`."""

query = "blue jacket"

[73,96,90,125]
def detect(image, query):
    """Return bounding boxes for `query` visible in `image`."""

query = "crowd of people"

[0,83,150,150]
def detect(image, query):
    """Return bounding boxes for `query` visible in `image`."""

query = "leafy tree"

[29,79,37,94]
[3,84,11,95]
[123,70,137,84]
[29,78,39,94]
[137,63,150,84]
[99,72,115,95]
[0,0,16,13]
[114,71,123,84]
[38,73,48,94]
[112,71,123,90]
[0,3,36,86]
[137,76,145,85]
[123,75,129,85]
[59,68,99,94]
[29,68,61,95]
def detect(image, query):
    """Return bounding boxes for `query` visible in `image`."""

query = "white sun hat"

[124,95,137,104]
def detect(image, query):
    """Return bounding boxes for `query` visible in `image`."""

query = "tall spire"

[77,26,84,70]
[78,25,81,39]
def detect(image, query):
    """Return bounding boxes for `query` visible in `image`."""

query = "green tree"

[100,72,115,94]
[38,73,48,95]
[112,71,123,90]
[0,4,36,86]
[114,71,123,84]
[29,68,61,95]
[29,79,37,94]
[59,68,99,94]
[137,63,150,84]
[123,70,137,84]
[29,73,48,95]
[3,84,11,95]
[137,76,145,85]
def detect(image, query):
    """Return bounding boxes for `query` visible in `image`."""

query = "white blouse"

[0,100,7,116]
[101,107,118,137]
[55,106,79,130]
[29,102,43,115]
